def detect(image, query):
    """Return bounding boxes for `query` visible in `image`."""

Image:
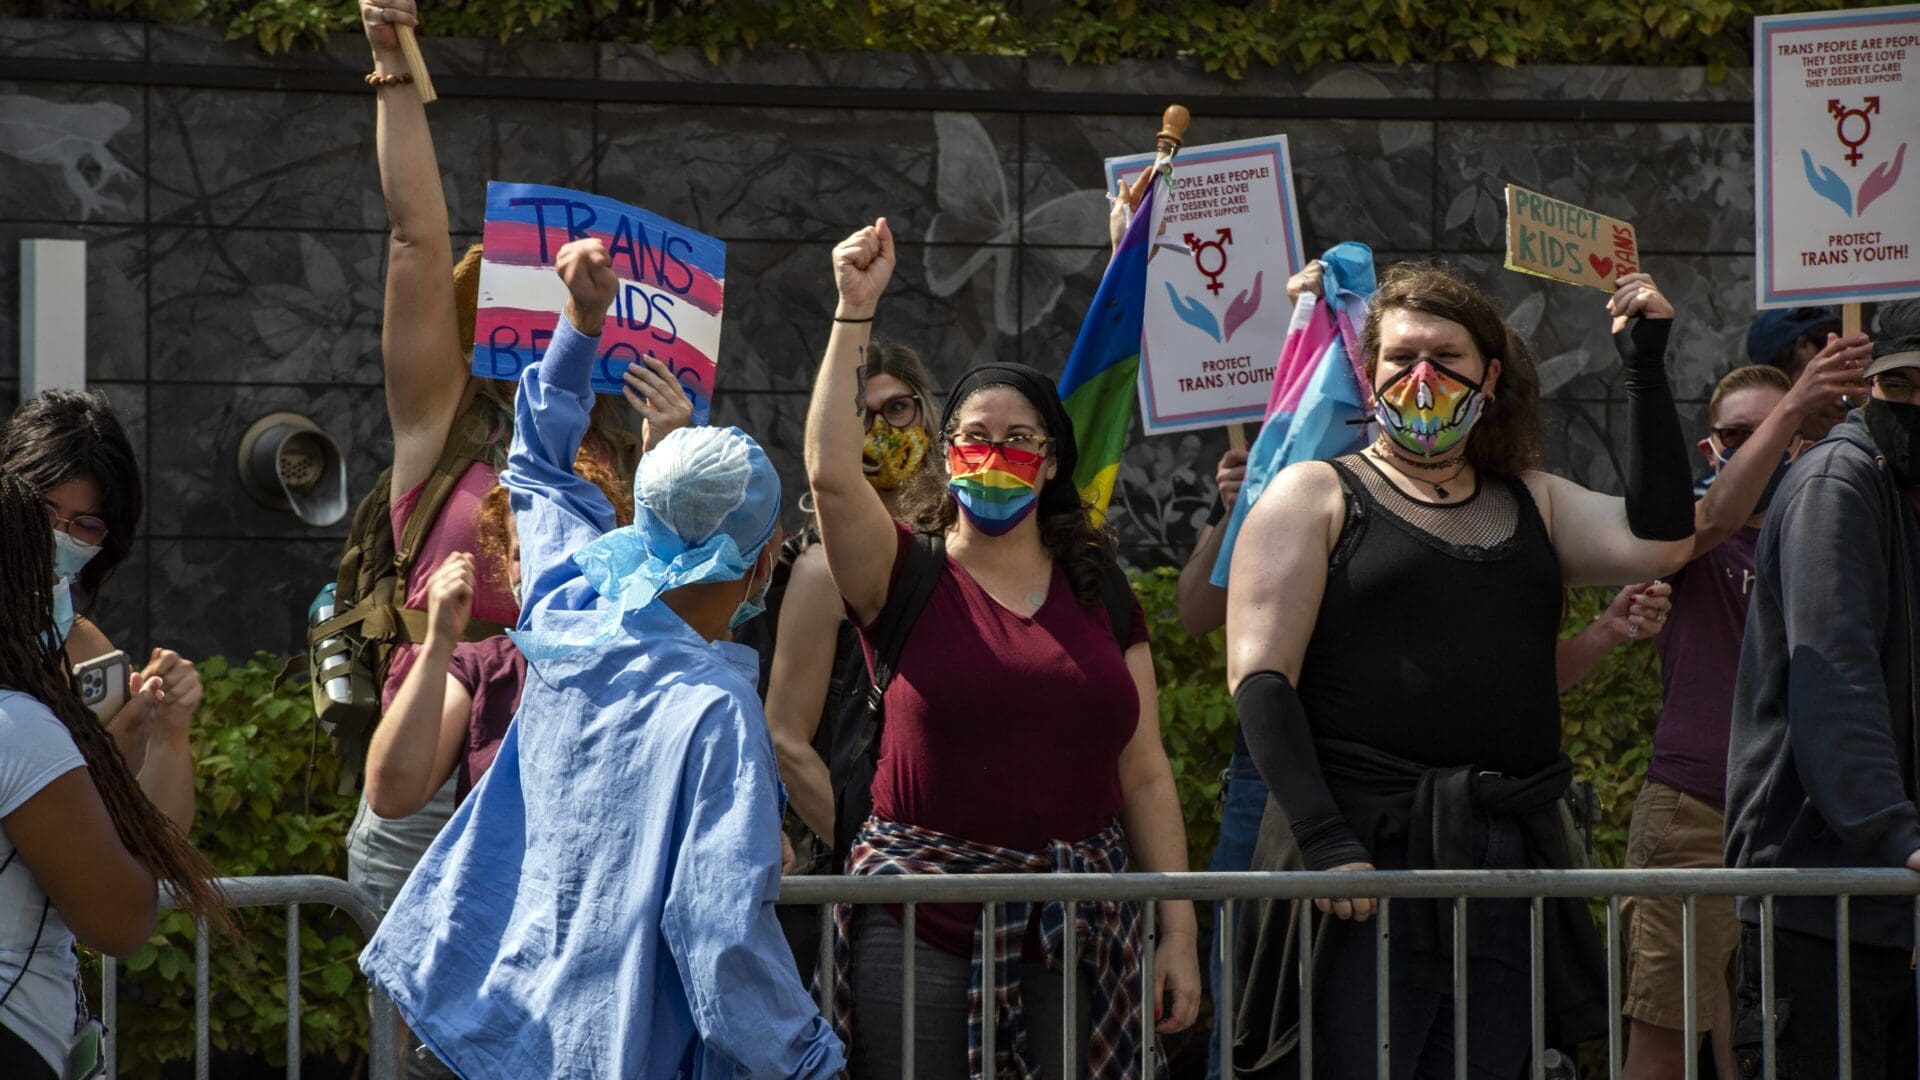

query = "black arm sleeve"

[1613,316,1696,541]
[1234,670,1372,871]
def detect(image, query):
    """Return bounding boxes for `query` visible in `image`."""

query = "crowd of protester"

[4,0,1920,1075]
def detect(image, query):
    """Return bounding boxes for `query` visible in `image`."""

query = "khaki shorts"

[1621,780,1741,1030]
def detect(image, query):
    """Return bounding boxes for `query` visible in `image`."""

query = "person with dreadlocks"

[0,470,228,1078]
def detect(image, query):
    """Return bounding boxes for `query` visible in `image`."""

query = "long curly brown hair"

[896,383,1120,610]
[1362,261,1545,477]
[0,471,230,934]
[475,445,634,590]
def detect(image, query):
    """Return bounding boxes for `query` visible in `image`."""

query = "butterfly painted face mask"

[947,439,1046,537]
[1372,358,1488,459]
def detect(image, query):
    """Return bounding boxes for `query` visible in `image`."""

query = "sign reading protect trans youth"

[475,181,726,422]
[1754,4,1920,308]
[1106,135,1306,437]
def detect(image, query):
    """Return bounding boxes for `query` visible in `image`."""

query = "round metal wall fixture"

[236,411,349,527]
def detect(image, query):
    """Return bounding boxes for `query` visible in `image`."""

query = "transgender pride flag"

[1209,242,1376,587]
[474,181,726,424]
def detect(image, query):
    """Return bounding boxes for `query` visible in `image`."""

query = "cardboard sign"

[1754,4,1920,309]
[474,181,725,423]
[1106,135,1307,437]
[1503,184,1640,291]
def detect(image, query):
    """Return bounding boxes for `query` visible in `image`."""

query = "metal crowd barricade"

[780,867,1920,1080]
[111,875,401,1080]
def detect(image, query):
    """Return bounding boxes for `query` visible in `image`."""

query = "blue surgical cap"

[515,426,781,660]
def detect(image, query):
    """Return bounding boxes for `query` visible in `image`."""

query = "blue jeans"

[1204,752,1269,1080]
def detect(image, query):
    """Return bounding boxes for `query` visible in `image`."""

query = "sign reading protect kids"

[1753,4,1920,308]
[475,181,725,423]
[1503,184,1640,291]
[1106,135,1307,437]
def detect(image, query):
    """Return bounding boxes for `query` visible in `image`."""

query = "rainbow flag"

[1059,172,1159,518]
[1209,242,1376,587]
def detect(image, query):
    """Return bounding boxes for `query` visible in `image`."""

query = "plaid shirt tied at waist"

[823,816,1162,1080]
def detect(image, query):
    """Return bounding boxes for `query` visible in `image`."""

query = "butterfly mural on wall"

[923,113,1111,336]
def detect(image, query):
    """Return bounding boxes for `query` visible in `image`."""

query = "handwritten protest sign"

[1107,135,1306,436]
[1754,4,1920,308]
[1503,184,1640,291]
[475,181,725,423]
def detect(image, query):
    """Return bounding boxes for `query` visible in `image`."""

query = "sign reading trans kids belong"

[1754,4,1920,308]
[475,181,726,422]
[1107,135,1306,437]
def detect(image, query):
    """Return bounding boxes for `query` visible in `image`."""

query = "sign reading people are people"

[1503,184,1640,291]
[1106,135,1306,437]
[474,181,726,423]
[1754,4,1920,308]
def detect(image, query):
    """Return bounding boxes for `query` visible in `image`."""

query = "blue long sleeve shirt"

[359,314,845,1079]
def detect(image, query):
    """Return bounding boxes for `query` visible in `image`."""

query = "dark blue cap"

[1746,307,1840,370]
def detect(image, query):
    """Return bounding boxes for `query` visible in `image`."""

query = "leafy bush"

[43,0,1909,79]
[91,653,370,1076]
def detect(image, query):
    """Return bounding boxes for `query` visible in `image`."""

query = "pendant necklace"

[1371,440,1469,499]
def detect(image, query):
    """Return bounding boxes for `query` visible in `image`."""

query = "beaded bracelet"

[364,71,416,88]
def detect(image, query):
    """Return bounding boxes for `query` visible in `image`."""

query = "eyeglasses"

[45,503,109,546]
[1711,426,1758,451]
[948,432,1049,466]
[860,394,922,430]
[1875,374,1917,404]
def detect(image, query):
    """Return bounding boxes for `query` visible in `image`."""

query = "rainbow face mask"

[1372,358,1487,458]
[947,441,1045,536]
[862,416,930,491]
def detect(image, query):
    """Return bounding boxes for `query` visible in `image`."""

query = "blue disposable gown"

[359,315,845,1080]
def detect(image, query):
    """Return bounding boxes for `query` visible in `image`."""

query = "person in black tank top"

[1224,263,1699,1079]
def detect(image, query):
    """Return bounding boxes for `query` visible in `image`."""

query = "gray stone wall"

[1,19,1767,663]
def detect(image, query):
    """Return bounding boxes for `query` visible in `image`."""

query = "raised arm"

[500,240,620,610]
[804,220,903,626]
[361,0,468,500]
[1175,448,1246,635]
[661,707,846,1079]
[364,554,475,818]
[763,545,842,841]
[1692,333,1870,558]
[8,769,158,957]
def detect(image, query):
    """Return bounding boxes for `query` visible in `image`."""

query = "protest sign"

[1754,4,1920,308]
[1503,184,1640,291]
[1106,135,1306,437]
[475,181,726,423]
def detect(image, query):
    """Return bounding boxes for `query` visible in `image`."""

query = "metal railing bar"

[286,902,301,1080]
[1836,895,1851,1080]
[1139,901,1156,1079]
[102,955,117,1079]
[1218,898,1235,1078]
[1453,897,1468,1080]
[981,901,997,1080]
[1375,899,1391,1080]
[902,902,916,1080]
[1529,897,1545,1080]
[774,868,1920,904]
[1062,899,1078,1077]
[1761,896,1777,1080]
[1606,896,1622,1080]
[1299,897,1314,1077]
[815,904,833,1019]
[1683,894,1698,1080]
[195,919,210,1080]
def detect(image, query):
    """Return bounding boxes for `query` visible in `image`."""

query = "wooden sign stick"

[395,24,438,104]
[1227,424,1248,452]
[1124,104,1190,212]
[1843,303,1862,339]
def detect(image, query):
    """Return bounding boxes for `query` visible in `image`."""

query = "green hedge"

[45,0,1909,78]
[104,587,1658,1068]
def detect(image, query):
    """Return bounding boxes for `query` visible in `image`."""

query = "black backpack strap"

[866,532,946,700]
[1094,557,1135,654]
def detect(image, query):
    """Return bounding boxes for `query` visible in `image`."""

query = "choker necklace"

[1369,443,1470,499]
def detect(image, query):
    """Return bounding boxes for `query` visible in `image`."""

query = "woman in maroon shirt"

[804,217,1200,1079]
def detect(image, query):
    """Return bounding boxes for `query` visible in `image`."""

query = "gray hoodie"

[1724,412,1920,948]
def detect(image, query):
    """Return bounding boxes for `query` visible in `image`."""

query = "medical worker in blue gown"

[360,238,846,1080]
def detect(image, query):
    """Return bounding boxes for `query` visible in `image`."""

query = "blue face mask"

[53,530,100,578]
[728,569,771,631]
[49,576,75,645]
[1716,444,1793,515]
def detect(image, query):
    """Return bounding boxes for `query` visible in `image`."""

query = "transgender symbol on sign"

[1162,228,1267,344]
[1799,95,1907,219]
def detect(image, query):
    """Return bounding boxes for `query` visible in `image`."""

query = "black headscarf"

[938,362,1079,486]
